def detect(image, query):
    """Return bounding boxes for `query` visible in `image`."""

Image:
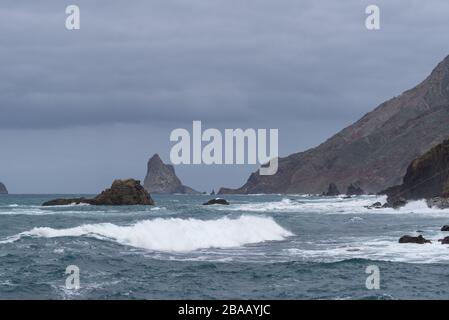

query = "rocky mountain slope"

[0,182,7,194]
[143,154,199,194]
[219,55,449,194]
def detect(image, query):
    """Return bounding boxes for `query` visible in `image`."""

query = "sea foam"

[1,215,293,252]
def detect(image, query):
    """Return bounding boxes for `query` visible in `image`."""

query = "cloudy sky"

[1,0,449,193]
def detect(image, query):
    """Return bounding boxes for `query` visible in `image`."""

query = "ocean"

[1,193,449,299]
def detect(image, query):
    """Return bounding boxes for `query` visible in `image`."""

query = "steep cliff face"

[384,138,449,201]
[219,55,449,194]
[143,154,199,194]
[0,182,7,194]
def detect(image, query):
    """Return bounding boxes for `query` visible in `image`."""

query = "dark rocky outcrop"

[202,198,230,205]
[398,235,431,244]
[143,154,199,194]
[383,138,449,207]
[439,237,449,244]
[427,197,449,209]
[441,225,449,231]
[43,179,154,206]
[365,202,383,209]
[346,183,364,196]
[322,183,340,196]
[219,55,449,195]
[0,182,7,194]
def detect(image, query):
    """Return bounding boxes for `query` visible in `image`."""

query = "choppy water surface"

[2,194,449,299]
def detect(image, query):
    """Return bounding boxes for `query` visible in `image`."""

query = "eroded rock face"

[143,154,199,194]
[219,55,449,195]
[0,182,7,194]
[399,235,431,244]
[43,179,154,206]
[383,138,449,207]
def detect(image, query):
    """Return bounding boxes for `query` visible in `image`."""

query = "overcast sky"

[1,0,449,193]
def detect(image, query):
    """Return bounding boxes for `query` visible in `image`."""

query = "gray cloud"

[1,0,449,192]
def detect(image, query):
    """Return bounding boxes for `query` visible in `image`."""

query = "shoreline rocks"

[43,179,154,206]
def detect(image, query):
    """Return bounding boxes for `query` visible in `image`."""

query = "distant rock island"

[219,55,449,195]
[43,179,154,206]
[143,154,199,194]
[0,182,7,194]
[383,138,449,208]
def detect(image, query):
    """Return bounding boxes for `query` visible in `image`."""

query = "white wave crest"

[1,215,293,252]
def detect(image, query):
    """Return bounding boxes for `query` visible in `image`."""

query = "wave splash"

[1,215,292,252]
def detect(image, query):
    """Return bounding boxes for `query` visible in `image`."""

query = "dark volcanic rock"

[202,198,230,205]
[219,55,449,195]
[383,138,449,206]
[0,182,7,194]
[399,235,431,244]
[143,154,199,194]
[427,197,449,209]
[441,225,449,231]
[365,201,383,209]
[43,179,154,206]
[323,183,340,196]
[439,237,449,244]
[346,183,364,196]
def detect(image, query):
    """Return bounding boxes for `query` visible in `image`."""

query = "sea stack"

[0,182,8,194]
[143,154,199,194]
[43,179,154,206]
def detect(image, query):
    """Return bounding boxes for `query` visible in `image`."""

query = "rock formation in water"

[43,179,154,206]
[322,183,340,196]
[143,154,199,194]
[202,198,230,205]
[383,138,449,207]
[0,182,7,194]
[219,55,449,195]
[346,183,364,196]
[399,235,431,244]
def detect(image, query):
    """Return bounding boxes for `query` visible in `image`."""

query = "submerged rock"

[202,198,230,205]
[43,179,154,206]
[323,183,340,196]
[398,235,431,244]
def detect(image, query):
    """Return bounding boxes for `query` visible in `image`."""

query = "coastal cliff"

[219,55,449,194]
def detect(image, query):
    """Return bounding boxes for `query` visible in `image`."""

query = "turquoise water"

[2,194,449,299]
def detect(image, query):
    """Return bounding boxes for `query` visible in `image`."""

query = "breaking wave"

[0,215,293,252]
